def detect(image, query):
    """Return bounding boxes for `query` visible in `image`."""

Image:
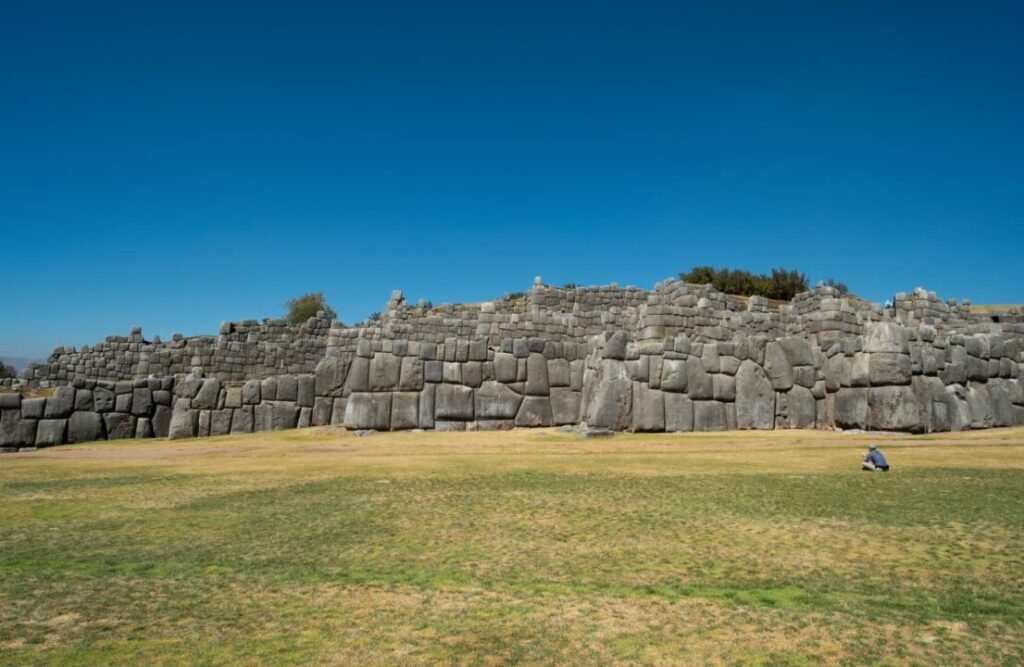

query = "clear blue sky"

[3,1,1022,359]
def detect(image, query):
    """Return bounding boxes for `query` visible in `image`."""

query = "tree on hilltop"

[679,265,809,301]
[285,292,337,325]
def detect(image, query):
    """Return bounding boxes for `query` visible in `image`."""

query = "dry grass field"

[2,427,1023,665]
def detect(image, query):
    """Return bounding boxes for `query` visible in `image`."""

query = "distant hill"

[1,357,45,373]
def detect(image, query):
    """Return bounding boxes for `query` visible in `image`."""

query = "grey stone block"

[260,377,278,402]
[242,379,261,405]
[475,381,524,419]
[44,386,75,418]
[435,384,474,420]
[369,354,400,392]
[391,392,419,430]
[312,397,334,426]
[344,392,393,430]
[211,409,233,436]
[550,388,581,425]
[21,397,46,419]
[515,396,553,427]
[315,357,350,397]
[74,389,93,411]
[631,384,665,432]
[665,393,693,432]
[105,413,136,440]
[152,405,172,438]
[735,360,775,430]
[686,356,714,400]
[526,353,550,396]
[132,388,153,416]
[868,353,912,386]
[763,342,793,391]
[419,384,435,429]
[231,407,254,434]
[35,419,67,447]
[581,360,631,431]
[277,375,298,402]
[398,357,424,391]
[693,401,727,431]
[67,411,105,443]
[297,375,315,407]
[868,386,924,432]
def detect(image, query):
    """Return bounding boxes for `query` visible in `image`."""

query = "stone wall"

[5,278,1024,450]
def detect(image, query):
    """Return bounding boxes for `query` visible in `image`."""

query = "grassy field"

[1,427,1022,666]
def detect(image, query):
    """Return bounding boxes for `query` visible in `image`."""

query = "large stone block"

[966,383,995,429]
[152,405,172,438]
[776,386,815,429]
[868,386,924,432]
[868,353,912,386]
[686,357,713,399]
[44,386,75,418]
[735,360,775,430]
[346,357,370,392]
[581,360,632,431]
[693,401,727,431]
[664,393,693,431]
[515,396,553,427]
[0,409,20,446]
[712,374,736,402]
[344,392,392,430]
[435,384,474,420]
[35,419,67,447]
[297,375,315,408]
[104,413,136,440]
[550,388,581,425]
[270,401,300,430]
[462,361,483,388]
[778,336,815,367]
[67,411,105,443]
[391,393,419,430]
[74,389,93,411]
[211,409,233,436]
[260,377,278,402]
[168,402,198,439]
[22,397,47,419]
[419,384,435,429]
[0,393,20,410]
[231,406,254,434]
[631,384,665,432]
[494,353,518,383]
[865,321,908,353]
[276,375,298,402]
[242,379,261,405]
[763,342,793,391]
[475,381,523,420]
[602,332,628,360]
[398,357,424,391]
[548,359,570,387]
[312,397,334,426]
[526,353,550,396]
[132,388,153,416]
[369,354,401,392]
[660,359,687,393]
[834,388,868,430]
[315,356,350,397]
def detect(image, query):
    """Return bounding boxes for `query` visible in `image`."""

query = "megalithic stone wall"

[4,280,1024,451]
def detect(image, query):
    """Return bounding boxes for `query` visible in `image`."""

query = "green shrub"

[679,266,810,301]
[285,292,337,325]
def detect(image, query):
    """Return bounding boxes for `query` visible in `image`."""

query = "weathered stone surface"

[135,417,154,439]
[474,419,514,431]
[296,375,315,408]
[241,379,261,405]
[269,401,299,430]
[104,413,136,440]
[526,353,550,396]
[260,377,278,402]
[231,406,254,434]
[550,388,581,425]
[67,411,104,443]
[462,361,483,388]
[174,376,204,399]
[419,384,435,429]
[778,336,815,367]
[777,386,815,429]
[115,392,133,413]
[274,375,297,402]
[712,374,736,402]
[152,405,172,438]
[763,343,793,391]
[475,381,523,419]
[131,388,153,416]
[22,397,47,419]
[664,393,693,431]
[391,392,419,430]
[693,401,727,431]
[868,386,923,432]
[834,388,868,430]
[735,360,775,429]
[344,393,392,430]
[315,357,350,397]
[168,401,198,439]
[868,353,912,386]
[74,389,93,411]
[435,384,474,420]
[312,397,334,426]
[369,354,401,392]
[346,357,370,392]
[685,356,713,399]
[494,353,518,383]
[987,380,1015,427]
[548,359,570,387]
[35,419,67,446]
[0,410,20,446]
[602,331,628,360]
[515,396,553,427]
[44,386,75,418]
[211,409,233,436]
[398,357,424,391]
[581,360,631,431]
[0,393,20,410]
[865,321,908,353]
[631,384,665,432]
[660,359,687,392]
[297,407,312,428]
[966,383,995,429]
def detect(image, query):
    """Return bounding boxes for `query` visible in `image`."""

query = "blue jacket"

[865,450,888,467]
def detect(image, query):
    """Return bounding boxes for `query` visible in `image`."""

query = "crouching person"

[862,445,890,472]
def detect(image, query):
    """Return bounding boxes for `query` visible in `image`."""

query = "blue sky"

[2,1,1022,359]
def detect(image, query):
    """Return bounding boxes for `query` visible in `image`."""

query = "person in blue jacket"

[862,445,889,472]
